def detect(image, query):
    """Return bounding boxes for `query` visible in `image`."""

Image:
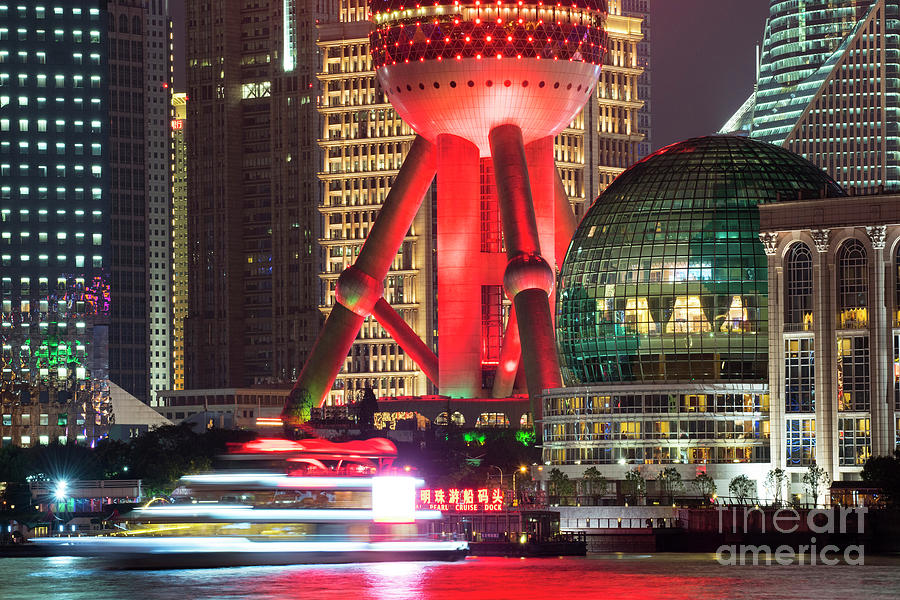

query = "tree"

[693,472,717,501]
[765,468,788,506]
[624,468,646,504]
[548,468,575,504]
[281,386,313,438]
[357,387,379,433]
[657,467,683,503]
[728,475,755,505]
[582,467,609,499]
[862,451,900,505]
[802,464,828,507]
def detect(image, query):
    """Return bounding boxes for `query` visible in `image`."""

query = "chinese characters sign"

[416,488,504,512]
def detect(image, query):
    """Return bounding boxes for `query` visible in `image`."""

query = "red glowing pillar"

[286,136,436,417]
[489,125,562,402]
[436,134,486,397]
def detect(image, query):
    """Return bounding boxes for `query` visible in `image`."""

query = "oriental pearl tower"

[284,0,608,426]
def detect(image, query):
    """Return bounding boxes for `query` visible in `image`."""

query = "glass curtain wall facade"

[545,136,844,491]
[0,2,112,445]
[721,0,900,193]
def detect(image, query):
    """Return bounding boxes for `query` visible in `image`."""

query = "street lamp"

[490,466,503,490]
[513,466,527,506]
[53,480,68,502]
[53,480,69,537]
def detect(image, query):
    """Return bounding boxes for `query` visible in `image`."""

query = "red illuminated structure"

[286,0,608,425]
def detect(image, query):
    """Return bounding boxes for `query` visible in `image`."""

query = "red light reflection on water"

[229,556,742,600]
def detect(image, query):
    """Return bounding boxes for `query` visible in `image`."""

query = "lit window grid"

[317,24,427,400]
[837,335,870,412]
[786,417,816,466]
[543,390,769,417]
[837,417,871,467]
[541,386,773,465]
[784,337,815,413]
[557,137,843,385]
[0,3,110,387]
[541,443,770,466]
[544,417,768,443]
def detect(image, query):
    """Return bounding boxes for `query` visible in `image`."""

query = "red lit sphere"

[371,0,608,155]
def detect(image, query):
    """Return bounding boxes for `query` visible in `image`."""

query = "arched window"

[785,243,813,329]
[435,411,465,426]
[837,239,868,328]
[475,412,510,429]
[118,14,128,34]
[132,16,142,35]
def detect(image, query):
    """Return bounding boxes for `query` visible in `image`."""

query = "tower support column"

[436,134,483,397]
[489,125,562,406]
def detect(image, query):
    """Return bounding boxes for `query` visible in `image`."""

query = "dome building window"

[546,135,845,483]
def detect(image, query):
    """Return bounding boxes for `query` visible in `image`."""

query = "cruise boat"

[34,437,468,568]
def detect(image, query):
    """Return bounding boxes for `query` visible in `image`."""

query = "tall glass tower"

[721,0,900,193]
[0,1,174,448]
[752,0,866,144]
[0,3,111,442]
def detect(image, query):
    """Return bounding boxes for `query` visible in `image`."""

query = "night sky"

[168,0,771,150]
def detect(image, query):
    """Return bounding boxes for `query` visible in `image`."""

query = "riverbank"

[557,506,900,554]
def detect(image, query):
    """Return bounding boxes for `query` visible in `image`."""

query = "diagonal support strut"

[284,136,437,426]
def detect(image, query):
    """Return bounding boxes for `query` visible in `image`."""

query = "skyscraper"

[107,0,175,404]
[563,0,648,221]
[171,92,187,392]
[621,0,651,159]
[0,3,111,434]
[184,0,327,390]
[0,1,173,446]
[721,0,900,193]
[316,0,434,402]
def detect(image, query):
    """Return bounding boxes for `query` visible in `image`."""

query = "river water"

[2,554,899,599]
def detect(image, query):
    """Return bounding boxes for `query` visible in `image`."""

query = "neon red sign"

[171,119,184,130]
[416,488,504,512]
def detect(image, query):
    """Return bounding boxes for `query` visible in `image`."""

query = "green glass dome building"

[557,136,845,385]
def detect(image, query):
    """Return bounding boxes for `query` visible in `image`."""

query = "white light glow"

[372,476,417,524]
[133,504,441,523]
[182,473,423,490]
[53,480,68,501]
[32,536,466,556]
